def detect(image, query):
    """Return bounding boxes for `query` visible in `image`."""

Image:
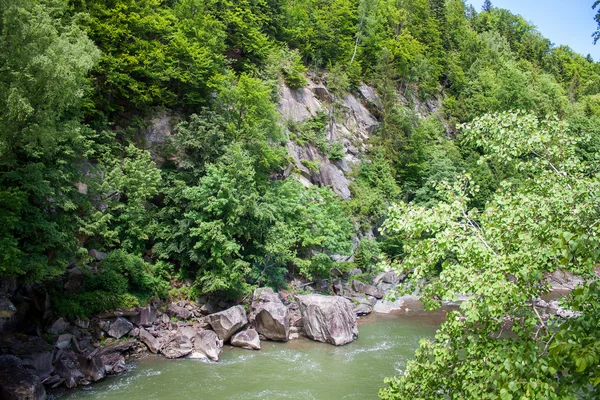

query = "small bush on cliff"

[51,250,170,318]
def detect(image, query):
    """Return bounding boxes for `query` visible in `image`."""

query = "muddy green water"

[58,309,442,400]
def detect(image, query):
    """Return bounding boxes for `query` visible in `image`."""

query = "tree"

[380,112,600,399]
[0,0,99,281]
[594,1,600,44]
[482,0,493,12]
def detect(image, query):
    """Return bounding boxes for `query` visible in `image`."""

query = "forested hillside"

[2,0,600,398]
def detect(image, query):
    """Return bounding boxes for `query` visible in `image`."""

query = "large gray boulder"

[55,334,73,350]
[54,351,85,388]
[205,305,247,341]
[98,341,136,375]
[134,305,156,327]
[0,355,46,400]
[139,328,161,354]
[352,280,383,299]
[0,334,55,381]
[47,317,70,335]
[250,288,289,341]
[161,332,193,359]
[167,303,192,320]
[107,317,133,339]
[296,294,358,346]
[190,330,223,361]
[76,351,105,382]
[231,328,261,350]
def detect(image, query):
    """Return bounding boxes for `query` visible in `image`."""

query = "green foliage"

[346,151,402,230]
[52,250,170,318]
[353,239,383,271]
[380,112,600,399]
[264,47,308,88]
[156,142,353,297]
[81,145,162,254]
[72,0,225,114]
[0,0,99,281]
[301,159,320,173]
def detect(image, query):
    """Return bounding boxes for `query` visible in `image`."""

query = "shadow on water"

[55,303,446,400]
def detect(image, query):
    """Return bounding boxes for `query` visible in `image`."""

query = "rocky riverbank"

[0,268,413,400]
[1,267,584,400]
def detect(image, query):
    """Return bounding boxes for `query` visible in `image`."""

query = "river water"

[58,306,443,400]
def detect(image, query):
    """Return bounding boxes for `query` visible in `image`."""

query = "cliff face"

[278,81,379,200]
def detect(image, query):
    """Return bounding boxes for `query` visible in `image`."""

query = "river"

[57,305,444,400]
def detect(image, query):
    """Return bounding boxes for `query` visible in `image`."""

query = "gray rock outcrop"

[231,328,261,350]
[206,305,247,341]
[296,294,358,346]
[250,288,289,341]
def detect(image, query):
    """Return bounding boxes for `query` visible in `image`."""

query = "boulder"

[107,317,133,339]
[190,330,223,361]
[167,303,192,320]
[138,328,161,354]
[54,351,84,388]
[206,305,247,341]
[0,334,54,380]
[374,271,402,286]
[352,280,383,299]
[0,296,16,318]
[353,303,372,316]
[64,268,84,293]
[47,317,70,335]
[330,267,343,277]
[296,294,358,346]
[55,334,73,350]
[0,355,46,400]
[100,352,126,375]
[177,325,197,340]
[161,333,193,359]
[99,341,136,375]
[250,288,289,341]
[332,279,344,295]
[133,305,156,327]
[231,328,261,350]
[347,268,362,277]
[88,249,107,261]
[76,351,105,382]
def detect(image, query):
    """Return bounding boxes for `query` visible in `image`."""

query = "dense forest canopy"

[1,0,600,397]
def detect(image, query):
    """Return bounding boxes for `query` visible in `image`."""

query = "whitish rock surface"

[231,328,261,350]
[161,332,193,359]
[250,288,289,341]
[190,330,223,361]
[296,294,358,346]
[206,305,247,341]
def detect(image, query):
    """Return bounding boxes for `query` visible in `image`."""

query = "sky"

[468,0,600,59]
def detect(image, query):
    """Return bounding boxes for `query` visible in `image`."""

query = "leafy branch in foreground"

[380,111,600,399]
